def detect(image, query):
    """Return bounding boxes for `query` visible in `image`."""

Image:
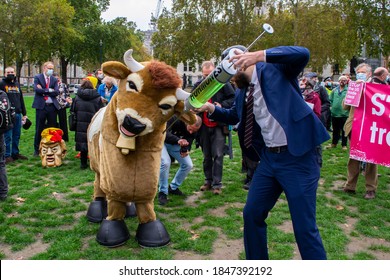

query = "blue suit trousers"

[243,147,327,260]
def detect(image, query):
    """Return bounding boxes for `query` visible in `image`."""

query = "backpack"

[0,90,15,133]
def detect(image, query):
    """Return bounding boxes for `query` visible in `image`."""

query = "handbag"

[68,111,77,131]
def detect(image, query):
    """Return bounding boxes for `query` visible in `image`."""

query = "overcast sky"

[101,0,172,31]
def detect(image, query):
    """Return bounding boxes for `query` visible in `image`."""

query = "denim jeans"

[0,133,8,198]
[5,113,22,158]
[159,144,193,195]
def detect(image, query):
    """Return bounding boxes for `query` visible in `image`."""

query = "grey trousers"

[199,125,226,188]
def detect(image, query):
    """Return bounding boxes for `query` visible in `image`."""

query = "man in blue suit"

[197,46,329,260]
[32,61,60,156]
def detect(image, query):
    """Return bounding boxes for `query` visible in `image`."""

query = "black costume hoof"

[136,219,170,248]
[86,200,107,223]
[125,203,137,218]
[96,219,130,247]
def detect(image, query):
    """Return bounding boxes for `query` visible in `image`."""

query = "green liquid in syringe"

[188,77,224,108]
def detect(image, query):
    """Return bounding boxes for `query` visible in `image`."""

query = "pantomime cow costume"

[86,50,196,247]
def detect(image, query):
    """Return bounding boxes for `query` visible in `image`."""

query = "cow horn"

[176,88,190,101]
[123,49,144,72]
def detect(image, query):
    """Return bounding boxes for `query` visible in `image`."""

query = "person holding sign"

[328,76,349,150]
[342,63,378,200]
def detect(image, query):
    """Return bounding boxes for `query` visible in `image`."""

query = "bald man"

[372,67,389,84]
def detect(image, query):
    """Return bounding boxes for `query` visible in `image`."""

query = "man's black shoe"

[158,192,168,205]
[168,185,185,196]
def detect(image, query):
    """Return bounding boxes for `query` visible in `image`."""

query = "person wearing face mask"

[328,76,349,150]
[95,69,104,87]
[0,67,28,163]
[343,63,378,199]
[32,61,60,157]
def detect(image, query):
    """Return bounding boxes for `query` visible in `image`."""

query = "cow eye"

[159,104,172,110]
[128,81,138,91]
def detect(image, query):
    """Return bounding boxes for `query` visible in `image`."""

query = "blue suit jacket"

[211,46,330,157]
[32,73,60,110]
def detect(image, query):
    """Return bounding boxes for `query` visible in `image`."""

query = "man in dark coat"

[0,67,28,163]
[32,61,60,156]
[192,61,235,195]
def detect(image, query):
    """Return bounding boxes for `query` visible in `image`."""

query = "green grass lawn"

[0,95,389,260]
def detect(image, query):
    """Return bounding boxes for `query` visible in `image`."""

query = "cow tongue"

[120,125,136,137]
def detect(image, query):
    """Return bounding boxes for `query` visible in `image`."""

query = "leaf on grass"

[336,205,344,211]
[16,197,26,203]
[189,230,200,240]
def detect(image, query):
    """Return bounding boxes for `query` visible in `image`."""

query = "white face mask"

[356,72,367,81]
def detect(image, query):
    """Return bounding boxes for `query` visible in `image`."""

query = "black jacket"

[71,88,104,151]
[165,116,196,150]
[0,78,27,115]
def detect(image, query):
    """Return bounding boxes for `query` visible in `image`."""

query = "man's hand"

[229,50,265,71]
[193,102,215,114]
[178,139,189,146]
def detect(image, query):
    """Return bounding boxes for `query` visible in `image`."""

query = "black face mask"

[5,74,15,81]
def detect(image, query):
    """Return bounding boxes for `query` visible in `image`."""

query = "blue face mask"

[46,69,54,76]
[356,73,367,81]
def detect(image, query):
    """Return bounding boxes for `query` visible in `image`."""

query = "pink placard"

[344,81,364,107]
[350,83,390,167]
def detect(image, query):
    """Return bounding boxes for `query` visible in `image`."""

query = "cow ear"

[102,61,131,79]
[174,101,197,125]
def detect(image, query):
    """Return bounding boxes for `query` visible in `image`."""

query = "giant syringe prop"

[184,23,274,111]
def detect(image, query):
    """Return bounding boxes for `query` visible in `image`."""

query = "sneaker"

[364,191,376,199]
[33,151,40,157]
[343,188,356,195]
[326,144,337,149]
[158,192,168,205]
[342,146,347,151]
[168,185,185,196]
[13,154,28,160]
[212,188,222,195]
[5,157,14,164]
[200,183,212,191]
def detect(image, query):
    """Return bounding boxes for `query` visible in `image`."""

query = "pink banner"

[350,83,390,167]
[344,81,364,107]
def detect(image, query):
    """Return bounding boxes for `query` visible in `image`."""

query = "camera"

[180,145,189,154]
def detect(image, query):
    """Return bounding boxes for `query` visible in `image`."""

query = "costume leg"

[134,202,170,247]
[243,152,282,260]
